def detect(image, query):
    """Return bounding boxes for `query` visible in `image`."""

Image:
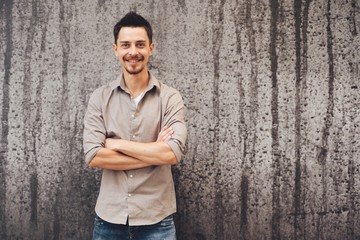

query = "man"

[83,12,187,240]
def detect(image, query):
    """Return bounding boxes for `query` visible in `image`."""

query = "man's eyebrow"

[119,40,146,43]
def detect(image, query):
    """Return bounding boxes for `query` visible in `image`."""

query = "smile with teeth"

[125,54,144,62]
[125,57,144,67]
[127,59,142,62]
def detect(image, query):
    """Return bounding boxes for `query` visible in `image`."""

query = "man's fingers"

[157,127,174,142]
[163,130,174,140]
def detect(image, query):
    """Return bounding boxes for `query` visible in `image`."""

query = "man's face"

[113,27,154,75]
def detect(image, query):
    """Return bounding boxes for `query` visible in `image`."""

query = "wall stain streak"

[210,0,225,238]
[58,0,75,238]
[235,0,245,163]
[349,0,358,36]
[346,112,356,239]
[293,0,304,239]
[237,1,259,237]
[245,0,259,167]
[300,2,311,236]
[346,36,358,240]
[33,2,50,165]
[234,0,243,55]
[22,1,39,234]
[240,175,249,238]
[29,68,45,232]
[53,190,60,240]
[302,0,311,76]
[316,0,335,238]
[0,0,13,238]
[293,0,312,238]
[269,0,280,239]
[29,173,38,227]
[31,3,49,238]
[30,70,45,230]
[56,0,71,237]
[236,7,248,234]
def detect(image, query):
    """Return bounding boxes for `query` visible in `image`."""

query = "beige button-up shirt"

[83,72,187,225]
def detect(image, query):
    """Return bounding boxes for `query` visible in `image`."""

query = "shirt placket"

[127,172,134,197]
[127,96,138,213]
[129,96,138,142]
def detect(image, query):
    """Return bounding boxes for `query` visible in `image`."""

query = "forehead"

[118,27,149,42]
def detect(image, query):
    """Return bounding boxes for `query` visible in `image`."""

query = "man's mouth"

[126,59,142,62]
[125,55,144,63]
[125,58,143,68]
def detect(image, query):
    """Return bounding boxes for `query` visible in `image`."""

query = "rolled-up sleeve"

[83,89,106,164]
[162,90,187,162]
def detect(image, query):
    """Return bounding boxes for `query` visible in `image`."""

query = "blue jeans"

[92,215,176,240]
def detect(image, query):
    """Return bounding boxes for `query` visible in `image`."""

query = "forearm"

[107,139,177,165]
[88,148,152,170]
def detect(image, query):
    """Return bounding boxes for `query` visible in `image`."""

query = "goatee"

[125,67,144,75]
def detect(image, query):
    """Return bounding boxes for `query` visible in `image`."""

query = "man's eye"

[137,43,145,48]
[121,44,129,48]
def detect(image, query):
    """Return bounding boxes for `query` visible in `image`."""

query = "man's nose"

[128,45,138,56]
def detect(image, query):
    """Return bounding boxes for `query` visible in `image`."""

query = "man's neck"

[123,70,150,98]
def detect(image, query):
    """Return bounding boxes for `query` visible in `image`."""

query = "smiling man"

[83,12,187,240]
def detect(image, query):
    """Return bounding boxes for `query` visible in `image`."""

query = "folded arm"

[88,148,151,170]
[88,126,175,170]
[105,126,176,165]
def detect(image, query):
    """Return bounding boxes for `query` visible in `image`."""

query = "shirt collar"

[109,72,160,93]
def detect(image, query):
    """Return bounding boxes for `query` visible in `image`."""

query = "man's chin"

[125,68,144,75]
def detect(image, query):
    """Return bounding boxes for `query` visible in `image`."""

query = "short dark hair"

[113,12,153,44]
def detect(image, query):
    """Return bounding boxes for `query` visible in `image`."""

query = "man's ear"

[112,43,118,56]
[149,43,155,56]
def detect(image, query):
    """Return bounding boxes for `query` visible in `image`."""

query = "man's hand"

[157,126,174,142]
[105,138,119,151]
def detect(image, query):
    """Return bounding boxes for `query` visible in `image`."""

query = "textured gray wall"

[1,0,359,239]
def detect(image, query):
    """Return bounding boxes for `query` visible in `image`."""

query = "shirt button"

[132,135,136,138]
[131,114,135,118]
[128,193,132,197]
[129,174,133,178]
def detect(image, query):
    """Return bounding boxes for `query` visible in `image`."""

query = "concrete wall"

[1,0,359,239]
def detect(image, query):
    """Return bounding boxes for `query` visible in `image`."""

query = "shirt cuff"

[84,146,102,165]
[167,140,184,163]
